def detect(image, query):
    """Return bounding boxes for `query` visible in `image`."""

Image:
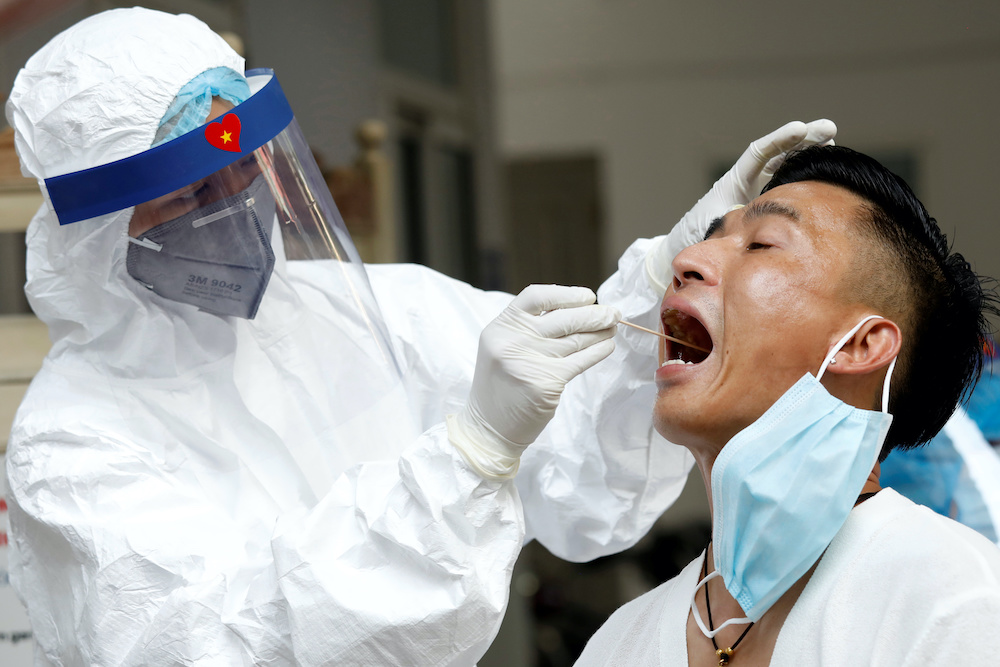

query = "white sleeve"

[368,247,694,564]
[517,238,693,561]
[366,263,513,432]
[6,425,522,667]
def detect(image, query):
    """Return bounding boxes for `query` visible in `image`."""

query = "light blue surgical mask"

[691,316,896,635]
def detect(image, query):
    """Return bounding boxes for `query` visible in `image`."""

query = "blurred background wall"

[1,1,999,665]
[494,0,1000,290]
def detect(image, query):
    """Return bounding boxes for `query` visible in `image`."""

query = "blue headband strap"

[45,69,293,225]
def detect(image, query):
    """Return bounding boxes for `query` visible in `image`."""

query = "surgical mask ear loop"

[689,570,752,639]
[880,357,897,414]
[816,315,897,414]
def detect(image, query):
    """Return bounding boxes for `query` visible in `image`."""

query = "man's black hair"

[762,145,998,458]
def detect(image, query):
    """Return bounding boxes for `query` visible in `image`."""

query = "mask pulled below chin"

[706,315,895,624]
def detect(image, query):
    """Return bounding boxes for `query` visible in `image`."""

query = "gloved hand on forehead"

[448,284,620,480]
[645,119,837,293]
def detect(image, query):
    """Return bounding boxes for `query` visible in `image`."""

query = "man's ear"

[825,318,902,376]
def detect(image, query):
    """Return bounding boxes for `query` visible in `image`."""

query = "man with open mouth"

[576,145,1000,666]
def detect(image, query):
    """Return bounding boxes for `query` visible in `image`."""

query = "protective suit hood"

[6,8,245,378]
[6,6,416,487]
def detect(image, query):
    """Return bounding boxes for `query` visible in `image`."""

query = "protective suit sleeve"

[270,426,523,666]
[516,238,694,561]
[367,249,694,564]
[6,413,522,666]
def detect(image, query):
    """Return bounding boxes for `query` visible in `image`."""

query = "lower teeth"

[661,359,693,367]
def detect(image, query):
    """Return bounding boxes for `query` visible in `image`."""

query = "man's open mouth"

[660,308,713,366]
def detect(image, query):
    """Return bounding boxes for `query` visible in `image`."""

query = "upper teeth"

[661,359,695,367]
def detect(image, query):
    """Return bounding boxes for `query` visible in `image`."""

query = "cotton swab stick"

[618,320,711,354]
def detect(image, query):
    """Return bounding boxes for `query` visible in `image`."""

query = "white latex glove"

[447,285,620,480]
[645,119,837,293]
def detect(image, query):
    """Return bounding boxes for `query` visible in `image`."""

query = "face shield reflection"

[126,155,276,319]
[129,152,264,236]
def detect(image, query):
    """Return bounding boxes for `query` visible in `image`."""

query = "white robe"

[575,488,1000,666]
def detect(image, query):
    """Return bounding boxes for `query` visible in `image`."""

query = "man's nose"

[671,241,720,290]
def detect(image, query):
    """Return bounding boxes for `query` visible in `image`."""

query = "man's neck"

[859,464,883,497]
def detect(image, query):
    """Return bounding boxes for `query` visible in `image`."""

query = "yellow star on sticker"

[221,130,232,144]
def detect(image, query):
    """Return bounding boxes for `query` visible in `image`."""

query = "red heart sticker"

[205,113,242,152]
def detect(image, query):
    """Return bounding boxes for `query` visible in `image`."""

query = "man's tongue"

[662,309,712,364]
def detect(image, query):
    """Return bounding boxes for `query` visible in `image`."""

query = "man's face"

[653,181,870,453]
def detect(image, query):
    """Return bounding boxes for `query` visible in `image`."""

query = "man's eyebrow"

[703,216,724,241]
[701,200,800,241]
[742,199,801,224]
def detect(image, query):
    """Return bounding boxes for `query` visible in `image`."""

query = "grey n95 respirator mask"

[126,175,277,319]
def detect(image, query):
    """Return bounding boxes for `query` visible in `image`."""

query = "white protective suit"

[3,9,692,667]
[4,9,835,666]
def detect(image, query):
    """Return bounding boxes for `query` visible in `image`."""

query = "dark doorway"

[505,155,604,292]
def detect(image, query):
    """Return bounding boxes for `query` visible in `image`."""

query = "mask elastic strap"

[192,196,256,229]
[816,315,897,414]
[688,570,753,640]
[881,357,897,415]
[128,236,163,252]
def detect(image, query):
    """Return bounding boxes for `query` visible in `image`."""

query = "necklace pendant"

[716,647,734,665]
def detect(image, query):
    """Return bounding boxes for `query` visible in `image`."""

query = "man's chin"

[652,410,700,448]
[653,404,732,453]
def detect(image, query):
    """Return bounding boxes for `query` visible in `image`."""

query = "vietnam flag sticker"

[205,113,242,152]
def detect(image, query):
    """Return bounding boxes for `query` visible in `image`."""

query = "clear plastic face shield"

[125,151,279,320]
[44,70,417,464]
[47,70,368,310]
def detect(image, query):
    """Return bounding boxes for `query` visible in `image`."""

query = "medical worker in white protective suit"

[4,8,836,667]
